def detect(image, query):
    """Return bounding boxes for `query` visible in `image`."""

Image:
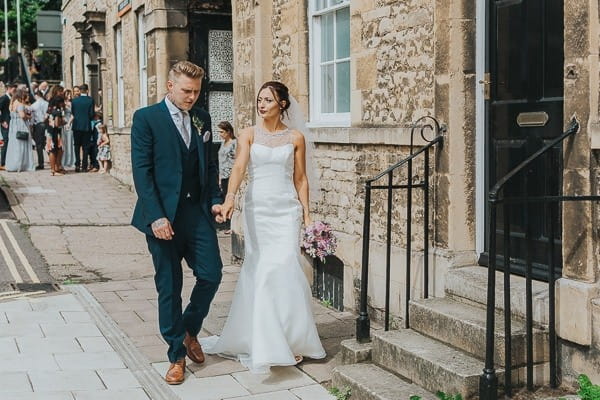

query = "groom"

[131,61,224,384]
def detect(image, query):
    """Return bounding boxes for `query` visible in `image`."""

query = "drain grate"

[15,282,60,292]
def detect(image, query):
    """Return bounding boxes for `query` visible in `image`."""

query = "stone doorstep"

[371,329,551,399]
[409,297,549,366]
[446,265,550,325]
[332,363,438,400]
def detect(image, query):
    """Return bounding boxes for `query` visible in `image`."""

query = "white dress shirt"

[30,98,48,125]
[164,96,192,147]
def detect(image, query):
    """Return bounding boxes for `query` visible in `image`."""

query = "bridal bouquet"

[301,221,337,263]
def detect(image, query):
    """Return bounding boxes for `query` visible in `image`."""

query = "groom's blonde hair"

[168,61,205,82]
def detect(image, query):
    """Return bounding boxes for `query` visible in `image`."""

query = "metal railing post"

[357,181,372,342]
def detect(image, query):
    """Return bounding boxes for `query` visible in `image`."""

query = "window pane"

[315,0,327,11]
[321,64,334,113]
[329,0,345,9]
[336,7,350,59]
[320,13,334,62]
[336,61,350,112]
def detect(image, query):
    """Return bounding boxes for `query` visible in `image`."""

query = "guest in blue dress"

[5,88,34,172]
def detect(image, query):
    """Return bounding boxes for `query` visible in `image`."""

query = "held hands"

[151,218,174,240]
[219,193,235,222]
[211,204,225,223]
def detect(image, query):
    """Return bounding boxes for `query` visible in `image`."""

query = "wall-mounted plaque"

[117,0,132,17]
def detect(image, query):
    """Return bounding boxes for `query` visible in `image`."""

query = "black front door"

[483,0,564,280]
[189,10,233,156]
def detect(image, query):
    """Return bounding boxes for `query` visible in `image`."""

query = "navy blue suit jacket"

[71,95,94,132]
[130,100,222,235]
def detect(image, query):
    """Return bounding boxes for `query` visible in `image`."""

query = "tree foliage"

[0,0,61,51]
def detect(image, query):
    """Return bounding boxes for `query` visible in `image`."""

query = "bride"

[203,81,326,373]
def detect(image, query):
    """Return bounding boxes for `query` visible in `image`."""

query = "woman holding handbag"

[5,87,34,172]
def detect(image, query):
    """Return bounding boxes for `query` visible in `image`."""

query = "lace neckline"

[253,123,293,147]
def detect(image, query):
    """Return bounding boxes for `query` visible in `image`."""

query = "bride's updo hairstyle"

[257,81,291,119]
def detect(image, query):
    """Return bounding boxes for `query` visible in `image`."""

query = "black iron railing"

[479,117,600,399]
[356,116,444,342]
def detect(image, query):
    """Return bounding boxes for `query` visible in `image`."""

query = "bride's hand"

[221,198,235,221]
[212,204,224,223]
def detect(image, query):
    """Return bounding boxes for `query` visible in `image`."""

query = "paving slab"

[291,384,337,400]
[232,366,317,394]
[71,389,151,400]
[224,390,299,400]
[54,351,126,370]
[97,368,144,390]
[0,371,33,393]
[28,370,106,391]
[41,322,103,338]
[76,336,115,353]
[7,392,75,400]
[16,337,83,354]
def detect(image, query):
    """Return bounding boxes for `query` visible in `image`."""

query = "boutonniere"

[192,115,204,132]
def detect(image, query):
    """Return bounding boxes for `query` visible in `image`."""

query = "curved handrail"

[489,117,579,201]
[367,116,445,183]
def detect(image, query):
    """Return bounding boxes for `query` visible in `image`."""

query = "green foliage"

[409,396,422,400]
[577,374,600,400]
[435,391,463,400]
[61,278,79,285]
[329,386,352,400]
[321,299,333,308]
[0,0,60,50]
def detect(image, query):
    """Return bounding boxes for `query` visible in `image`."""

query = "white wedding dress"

[202,124,326,373]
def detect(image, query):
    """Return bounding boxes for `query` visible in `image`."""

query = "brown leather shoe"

[183,333,205,364]
[165,358,186,385]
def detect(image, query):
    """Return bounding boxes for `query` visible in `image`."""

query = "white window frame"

[137,10,148,108]
[116,25,125,128]
[308,0,351,127]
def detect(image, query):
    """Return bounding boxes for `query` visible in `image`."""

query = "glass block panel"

[320,13,334,62]
[336,61,350,112]
[321,64,335,113]
[209,91,234,143]
[336,7,350,59]
[208,30,233,82]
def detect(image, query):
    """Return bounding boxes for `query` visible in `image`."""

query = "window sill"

[308,126,431,146]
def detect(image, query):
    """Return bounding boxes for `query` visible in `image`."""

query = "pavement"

[0,168,354,400]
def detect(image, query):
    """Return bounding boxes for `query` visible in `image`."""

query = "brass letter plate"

[516,111,549,127]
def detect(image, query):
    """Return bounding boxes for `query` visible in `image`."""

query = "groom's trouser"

[146,199,223,363]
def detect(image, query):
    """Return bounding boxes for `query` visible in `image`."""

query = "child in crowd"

[96,123,111,173]
[88,112,102,171]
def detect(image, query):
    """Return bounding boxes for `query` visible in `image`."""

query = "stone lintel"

[556,278,600,346]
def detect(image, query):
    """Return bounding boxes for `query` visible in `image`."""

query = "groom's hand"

[151,218,174,240]
[212,205,225,223]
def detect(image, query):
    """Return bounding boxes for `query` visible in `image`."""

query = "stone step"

[409,297,549,366]
[445,266,550,325]
[372,329,489,399]
[332,363,438,400]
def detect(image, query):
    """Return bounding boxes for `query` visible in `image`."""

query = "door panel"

[484,0,564,280]
[189,13,233,148]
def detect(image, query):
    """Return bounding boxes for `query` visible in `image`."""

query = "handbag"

[16,130,29,140]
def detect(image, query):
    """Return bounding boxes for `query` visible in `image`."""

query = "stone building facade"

[233,0,600,385]
[61,0,600,385]
[61,0,232,184]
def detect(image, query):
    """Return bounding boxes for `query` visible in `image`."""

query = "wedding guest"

[73,86,81,98]
[5,87,34,172]
[61,89,76,168]
[217,121,236,234]
[71,84,94,172]
[47,85,66,173]
[96,123,111,173]
[0,83,17,169]
[45,106,64,176]
[30,90,48,170]
[87,111,102,172]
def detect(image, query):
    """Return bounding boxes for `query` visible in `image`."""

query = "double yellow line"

[0,219,39,284]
